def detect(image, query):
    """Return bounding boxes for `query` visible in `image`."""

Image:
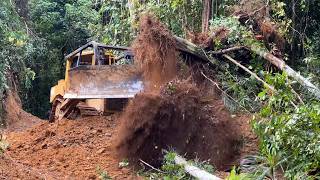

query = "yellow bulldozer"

[49,41,144,122]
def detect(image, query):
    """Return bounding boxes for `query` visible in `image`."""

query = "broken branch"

[139,159,165,173]
[222,55,301,107]
[211,46,247,55]
[174,154,222,180]
[222,54,275,91]
[200,71,251,113]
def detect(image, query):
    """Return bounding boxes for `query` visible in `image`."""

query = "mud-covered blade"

[64,65,143,99]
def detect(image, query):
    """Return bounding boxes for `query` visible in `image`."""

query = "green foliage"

[253,73,320,179]
[0,0,35,97]
[214,57,264,113]
[227,167,251,180]
[143,0,203,37]
[29,0,98,51]
[118,159,129,168]
[210,17,266,51]
[269,0,292,37]
[93,0,133,46]
[240,154,290,179]
[209,17,268,113]
[166,82,177,95]
[96,167,112,180]
[259,72,295,114]
[23,0,100,118]
[161,152,188,179]
[303,30,320,86]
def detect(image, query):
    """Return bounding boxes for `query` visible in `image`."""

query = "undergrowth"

[251,73,320,179]
[223,73,320,179]
[96,166,112,180]
[210,16,267,51]
[215,60,263,113]
[208,16,269,113]
[209,17,319,179]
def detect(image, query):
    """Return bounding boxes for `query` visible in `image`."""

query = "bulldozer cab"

[49,41,143,121]
[67,42,134,68]
[50,41,143,101]
[63,41,142,99]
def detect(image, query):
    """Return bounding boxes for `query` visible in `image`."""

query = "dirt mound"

[3,91,41,131]
[115,80,241,170]
[4,115,139,179]
[132,15,177,90]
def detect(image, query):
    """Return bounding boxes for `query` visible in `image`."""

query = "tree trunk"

[173,36,320,100]
[250,45,320,100]
[174,36,214,63]
[202,0,212,33]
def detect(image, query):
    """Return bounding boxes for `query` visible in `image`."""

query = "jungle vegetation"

[0,0,319,178]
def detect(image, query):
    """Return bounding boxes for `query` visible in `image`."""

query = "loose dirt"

[3,91,41,132]
[114,80,255,170]
[113,15,258,172]
[132,14,177,90]
[1,115,139,180]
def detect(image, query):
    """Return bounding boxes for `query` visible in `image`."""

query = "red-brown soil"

[4,91,41,132]
[0,99,257,179]
[114,80,258,171]
[1,115,139,180]
[132,14,177,90]
[0,155,42,179]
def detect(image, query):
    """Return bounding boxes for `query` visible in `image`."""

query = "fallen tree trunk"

[174,36,215,63]
[222,55,300,108]
[174,154,222,180]
[174,36,320,100]
[250,45,320,100]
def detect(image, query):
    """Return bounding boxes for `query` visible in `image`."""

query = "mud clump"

[115,81,240,170]
[132,15,177,90]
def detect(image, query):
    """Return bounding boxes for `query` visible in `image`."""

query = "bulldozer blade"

[64,65,144,99]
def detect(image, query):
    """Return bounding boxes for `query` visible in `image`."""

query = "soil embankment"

[3,91,41,132]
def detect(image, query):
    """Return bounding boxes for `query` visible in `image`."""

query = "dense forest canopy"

[0,0,319,178]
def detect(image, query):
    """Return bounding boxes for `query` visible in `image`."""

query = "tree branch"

[210,46,247,55]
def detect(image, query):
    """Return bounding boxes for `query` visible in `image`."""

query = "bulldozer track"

[77,104,102,117]
[49,97,80,122]
[49,97,103,122]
